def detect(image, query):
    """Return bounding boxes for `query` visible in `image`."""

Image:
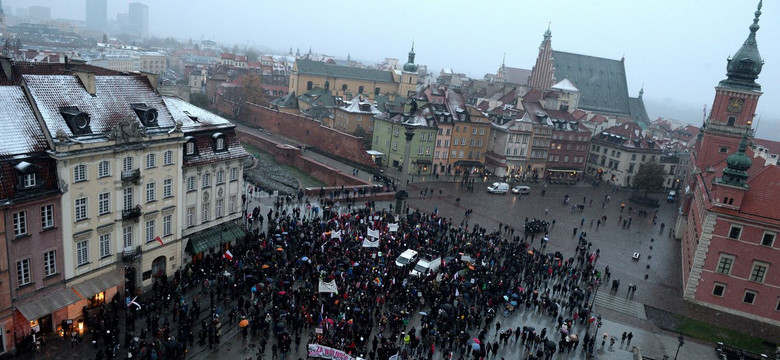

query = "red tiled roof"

[571,109,587,120]
[183,131,249,168]
[753,138,780,155]
[593,122,660,150]
[0,157,59,202]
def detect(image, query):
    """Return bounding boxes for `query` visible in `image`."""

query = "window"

[163,150,173,165]
[727,116,736,126]
[146,153,156,168]
[187,207,195,227]
[123,226,133,249]
[444,140,449,147]
[215,137,225,151]
[44,250,56,277]
[719,146,729,153]
[323,81,330,90]
[470,139,475,147]
[750,262,768,283]
[341,84,348,93]
[358,85,364,94]
[146,182,156,202]
[23,173,37,188]
[230,167,238,181]
[163,179,173,198]
[716,254,735,275]
[75,197,88,221]
[17,259,31,286]
[761,232,775,247]
[216,199,224,218]
[202,203,210,223]
[743,290,757,304]
[418,147,423,155]
[479,128,485,135]
[145,219,155,243]
[374,87,380,96]
[185,142,196,155]
[99,233,111,258]
[98,161,111,178]
[123,157,133,172]
[458,151,464,159]
[392,142,397,151]
[74,164,87,182]
[186,176,196,191]
[477,140,483,147]
[163,214,172,236]
[229,195,237,214]
[712,283,726,297]
[306,81,313,90]
[217,170,225,184]
[461,138,466,146]
[202,173,211,188]
[451,150,456,158]
[76,240,89,266]
[41,205,54,228]
[728,226,742,240]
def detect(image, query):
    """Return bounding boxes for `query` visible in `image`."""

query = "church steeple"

[720,0,764,91]
[403,42,418,72]
[528,25,555,90]
[719,133,752,188]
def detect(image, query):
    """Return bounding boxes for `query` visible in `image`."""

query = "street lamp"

[585,280,600,333]
[673,334,685,360]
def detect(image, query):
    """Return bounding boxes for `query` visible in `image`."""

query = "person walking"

[626,332,633,346]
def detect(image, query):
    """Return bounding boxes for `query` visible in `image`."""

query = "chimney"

[73,69,96,95]
[140,71,159,91]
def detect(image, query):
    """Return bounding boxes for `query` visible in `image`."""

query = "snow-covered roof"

[551,78,579,92]
[163,96,234,131]
[0,86,49,156]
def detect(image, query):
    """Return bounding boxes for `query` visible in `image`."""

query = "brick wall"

[217,94,377,167]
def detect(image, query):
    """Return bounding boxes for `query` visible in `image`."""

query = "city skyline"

[3,0,779,140]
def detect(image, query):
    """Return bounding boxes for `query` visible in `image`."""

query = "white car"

[487,182,509,194]
[511,185,531,195]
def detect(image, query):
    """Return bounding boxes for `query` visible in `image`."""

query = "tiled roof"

[0,61,123,85]
[295,59,395,83]
[182,130,249,168]
[270,91,298,109]
[23,75,177,137]
[298,87,336,108]
[628,97,650,130]
[753,138,780,155]
[0,86,49,156]
[593,122,660,150]
[339,96,381,115]
[163,96,234,131]
[551,51,630,116]
[0,157,60,202]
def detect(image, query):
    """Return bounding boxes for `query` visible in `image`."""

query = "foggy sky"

[5,0,780,140]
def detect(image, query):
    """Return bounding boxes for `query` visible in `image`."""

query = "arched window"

[306,81,313,90]
[324,81,330,90]
[342,84,348,93]
[358,86,364,94]
[374,87,380,96]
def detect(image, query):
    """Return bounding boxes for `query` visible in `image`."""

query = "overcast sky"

[5,0,780,140]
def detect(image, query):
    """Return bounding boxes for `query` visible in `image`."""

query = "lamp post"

[395,124,416,215]
[673,334,685,360]
[585,280,600,333]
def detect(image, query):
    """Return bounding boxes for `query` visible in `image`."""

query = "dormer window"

[212,133,226,152]
[131,103,159,127]
[184,136,197,156]
[15,161,41,190]
[59,106,92,135]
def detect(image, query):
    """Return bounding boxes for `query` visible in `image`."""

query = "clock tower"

[697,1,764,170]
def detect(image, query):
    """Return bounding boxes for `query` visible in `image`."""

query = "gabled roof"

[298,87,337,109]
[551,51,630,116]
[593,122,660,150]
[0,86,49,156]
[551,78,579,92]
[339,95,381,116]
[23,75,177,138]
[0,61,123,85]
[182,131,249,168]
[163,96,234,131]
[295,59,395,83]
[270,91,298,109]
[628,96,650,130]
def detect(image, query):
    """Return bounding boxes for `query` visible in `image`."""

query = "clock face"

[727,98,745,113]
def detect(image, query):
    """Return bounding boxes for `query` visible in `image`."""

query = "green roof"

[185,221,246,254]
[271,91,298,109]
[552,50,630,116]
[296,59,395,83]
[628,96,649,130]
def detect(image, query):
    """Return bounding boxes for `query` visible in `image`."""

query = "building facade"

[585,122,662,187]
[679,2,780,325]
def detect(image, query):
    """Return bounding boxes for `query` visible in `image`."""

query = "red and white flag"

[155,236,164,246]
[224,250,234,261]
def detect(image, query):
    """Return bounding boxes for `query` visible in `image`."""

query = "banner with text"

[308,344,358,360]
[362,238,380,248]
[318,279,339,294]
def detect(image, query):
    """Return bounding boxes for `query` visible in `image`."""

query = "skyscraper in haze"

[128,2,148,38]
[86,0,107,32]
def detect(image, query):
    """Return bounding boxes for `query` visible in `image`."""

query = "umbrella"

[419,311,427,316]
[545,340,556,349]
[353,307,362,312]
[511,293,519,299]
[239,319,249,328]
[503,295,509,301]
[276,247,284,252]
[567,334,578,341]
[510,301,518,306]
[262,264,271,269]
[471,343,480,350]
[277,291,287,295]
[301,256,309,261]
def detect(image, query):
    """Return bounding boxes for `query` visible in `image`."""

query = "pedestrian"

[572,226,578,236]
[621,332,627,344]
[626,332,633,346]
[545,208,549,216]
[495,321,501,336]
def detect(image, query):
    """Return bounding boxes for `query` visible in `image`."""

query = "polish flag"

[155,236,164,246]
[224,250,234,261]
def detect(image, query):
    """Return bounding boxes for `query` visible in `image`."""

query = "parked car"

[410,255,442,276]
[487,182,509,194]
[511,185,531,195]
[667,190,677,202]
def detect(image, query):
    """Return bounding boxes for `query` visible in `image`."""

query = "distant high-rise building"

[28,5,50,21]
[86,0,107,32]
[128,2,148,38]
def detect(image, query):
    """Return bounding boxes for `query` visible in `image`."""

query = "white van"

[487,182,509,194]
[395,249,419,267]
[410,256,441,276]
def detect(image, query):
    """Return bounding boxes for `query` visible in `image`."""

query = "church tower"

[528,25,555,90]
[697,1,764,170]
[399,42,419,97]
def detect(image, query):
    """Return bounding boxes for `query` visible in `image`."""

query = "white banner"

[367,228,379,239]
[331,230,341,239]
[318,279,339,294]
[308,344,355,360]
[361,238,380,248]
[388,223,399,232]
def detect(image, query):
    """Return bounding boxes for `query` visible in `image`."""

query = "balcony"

[122,246,142,262]
[121,169,141,184]
[122,206,143,220]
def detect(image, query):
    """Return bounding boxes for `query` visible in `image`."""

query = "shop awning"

[366,150,384,156]
[547,168,583,173]
[414,159,432,165]
[16,288,82,321]
[186,221,246,254]
[454,160,485,168]
[72,270,123,299]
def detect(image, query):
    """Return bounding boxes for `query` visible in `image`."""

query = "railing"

[121,169,140,183]
[122,207,142,220]
[121,246,141,262]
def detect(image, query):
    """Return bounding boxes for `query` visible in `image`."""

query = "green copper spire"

[403,41,418,72]
[720,135,752,187]
[720,0,764,91]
